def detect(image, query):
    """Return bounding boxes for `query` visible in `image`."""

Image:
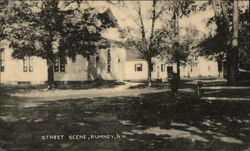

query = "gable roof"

[126,48,143,61]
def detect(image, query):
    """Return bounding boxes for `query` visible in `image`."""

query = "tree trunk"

[87,56,92,81]
[173,2,180,41]
[174,3,180,80]
[147,58,152,87]
[47,57,54,89]
[0,51,2,83]
[220,1,234,84]
[176,60,180,80]
[227,0,239,84]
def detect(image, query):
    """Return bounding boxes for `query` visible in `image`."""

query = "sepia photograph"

[0,0,249,150]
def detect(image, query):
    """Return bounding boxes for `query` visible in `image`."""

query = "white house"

[0,39,221,85]
[180,56,220,78]
[125,48,168,81]
[0,40,48,84]
[0,40,126,84]
[124,48,220,81]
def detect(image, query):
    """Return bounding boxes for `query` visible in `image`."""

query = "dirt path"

[7,82,167,101]
[5,82,194,108]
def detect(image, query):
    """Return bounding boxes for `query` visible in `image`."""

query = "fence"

[196,81,250,101]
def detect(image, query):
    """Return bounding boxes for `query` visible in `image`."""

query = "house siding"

[180,57,219,78]
[87,46,126,81]
[0,41,220,84]
[125,60,148,81]
[54,55,88,81]
[0,42,127,84]
[0,43,47,84]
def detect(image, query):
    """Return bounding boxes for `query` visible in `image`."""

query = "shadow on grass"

[0,80,125,94]
[204,89,250,98]
[128,80,196,90]
[128,82,169,90]
[55,80,125,90]
[0,91,249,151]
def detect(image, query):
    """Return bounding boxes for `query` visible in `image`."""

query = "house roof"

[106,39,142,61]
[126,48,143,61]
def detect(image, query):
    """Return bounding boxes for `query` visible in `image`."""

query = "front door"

[167,66,173,78]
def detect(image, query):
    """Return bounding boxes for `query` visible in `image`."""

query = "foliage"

[5,1,116,60]
[238,8,249,70]
[156,24,199,65]
[0,0,9,41]
[196,15,228,61]
[59,8,117,61]
[197,1,249,70]
[3,0,117,88]
[122,0,166,86]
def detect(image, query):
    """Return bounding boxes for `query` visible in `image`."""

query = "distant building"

[125,48,168,81]
[124,49,220,81]
[180,56,220,78]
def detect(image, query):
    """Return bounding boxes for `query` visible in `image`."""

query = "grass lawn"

[128,80,196,90]
[0,80,125,94]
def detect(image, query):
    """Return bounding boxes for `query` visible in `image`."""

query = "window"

[96,56,99,63]
[194,56,198,61]
[208,65,211,72]
[161,64,165,72]
[167,66,173,77]
[54,56,65,72]
[152,63,155,72]
[0,51,4,72]
[23,56,33,72]
[107,49,111,72]
[135,63,142,72]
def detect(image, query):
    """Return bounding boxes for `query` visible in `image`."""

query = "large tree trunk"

[146,0,157,87]
[0,51,2,83]
[176,60,180,79]
[147,58,152,87]
[220,1,239,84]
[220,1,232,83]
[228,0,239,84]
[46,44,55,89]
[47,57,54,89]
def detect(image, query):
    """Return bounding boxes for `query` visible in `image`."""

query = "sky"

[87,1,215,41]
[65,0,249,41]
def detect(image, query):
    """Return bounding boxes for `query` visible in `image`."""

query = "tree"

[230,0,239,83]
[124,0,201,82]
[125,0,167,87]
[238,8,249,71]
[170,0,197,40]
[156,24,199,79]
[5,0,116,89]
[0,0,9,41]
[152,0,200,79]
[198,0,249,84]
[166,0,202,79]
[0,0,9,83]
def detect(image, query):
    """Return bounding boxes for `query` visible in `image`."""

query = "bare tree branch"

[148,0,157,50]
[220,0,229,22]
[209,0,220,17]
[135,1,147,44]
